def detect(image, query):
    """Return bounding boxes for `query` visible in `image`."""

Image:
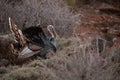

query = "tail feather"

[9,17,26,46]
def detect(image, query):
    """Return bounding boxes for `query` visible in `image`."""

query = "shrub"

[0,0,79,36]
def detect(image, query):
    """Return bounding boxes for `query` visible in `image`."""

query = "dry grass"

[0,0,79,36]
[1,67,58,80]
[0,37,120,80]
[0,1,120,80]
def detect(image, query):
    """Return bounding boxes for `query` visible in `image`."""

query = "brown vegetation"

[0,0,120,80]
[0,37,120,80]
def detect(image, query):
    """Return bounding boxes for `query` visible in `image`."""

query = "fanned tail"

[9,17,26,46]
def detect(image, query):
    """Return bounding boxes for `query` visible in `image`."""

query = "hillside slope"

[0,1,120,80]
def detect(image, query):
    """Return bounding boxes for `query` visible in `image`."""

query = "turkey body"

[19,25,56,58]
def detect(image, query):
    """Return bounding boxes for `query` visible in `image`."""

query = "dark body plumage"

[22,27,46,47]
[21,26,56,58]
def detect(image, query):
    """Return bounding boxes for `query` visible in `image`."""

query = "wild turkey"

[9,17,57,59]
